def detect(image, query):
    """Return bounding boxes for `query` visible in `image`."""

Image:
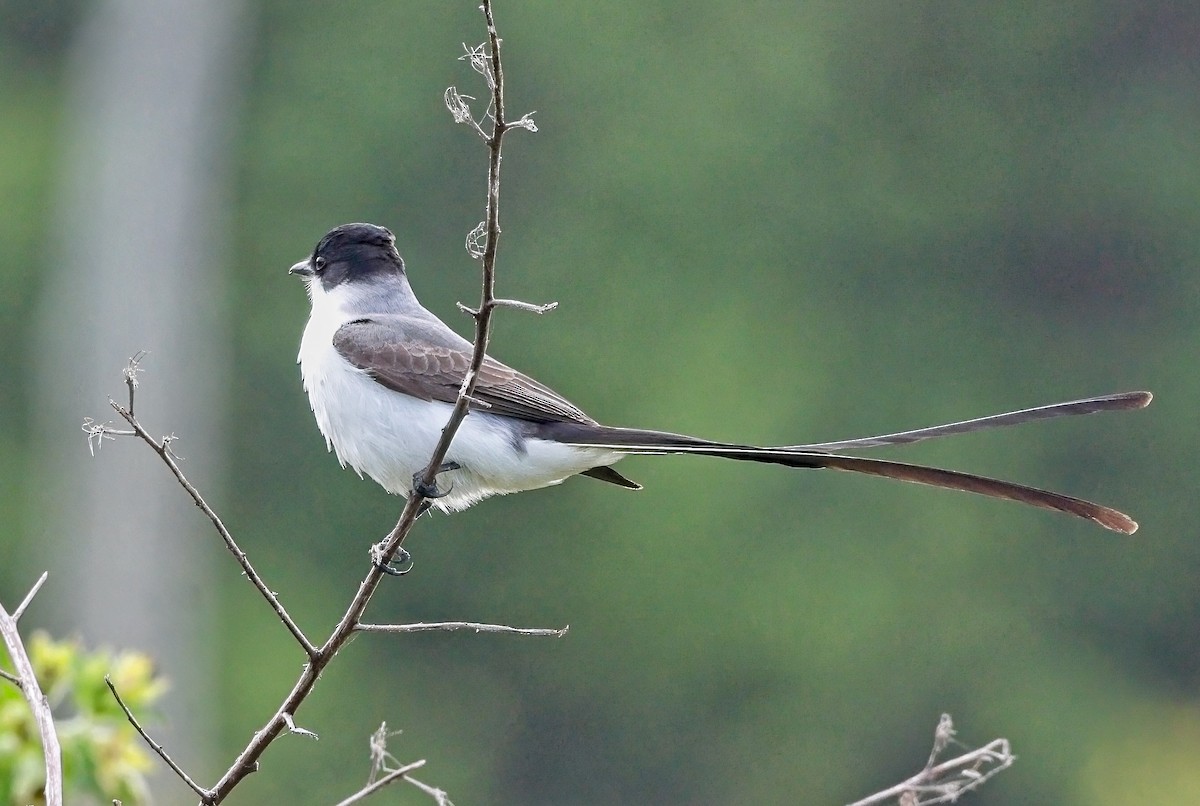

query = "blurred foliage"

[3,1,1199,804]
[0,632,167,804]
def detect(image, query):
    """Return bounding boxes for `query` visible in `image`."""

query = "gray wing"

[332,316,596,425]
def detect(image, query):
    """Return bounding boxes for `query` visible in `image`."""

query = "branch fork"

[1,573,63,806]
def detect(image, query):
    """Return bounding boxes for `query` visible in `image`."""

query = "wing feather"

[332,317,595,424]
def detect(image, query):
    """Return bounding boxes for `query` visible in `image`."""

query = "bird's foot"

[376,462,461,577]
[372,544,413,576]
[412,461,461,500]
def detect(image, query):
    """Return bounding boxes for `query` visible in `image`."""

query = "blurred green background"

[2,1,1197,803]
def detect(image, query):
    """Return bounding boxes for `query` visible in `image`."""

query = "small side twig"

[846,714,1015,806]
[403,775,454,806]
[281,710,319,740]
[490,298,558,314]
[95,354,316,658]
[12,572,48,622]
[456,298,558,316]
[0,573,63,806]
[333,760,429,806]
[357,621,568,638]
[105,675,210,801]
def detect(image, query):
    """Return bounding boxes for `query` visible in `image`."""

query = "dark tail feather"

[791,391,1151,451]
[571,436,1138,534]
[546,391,1149,534]
[801,453,1135,534]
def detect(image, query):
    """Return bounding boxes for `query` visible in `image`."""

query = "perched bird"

[292,223,1149,532]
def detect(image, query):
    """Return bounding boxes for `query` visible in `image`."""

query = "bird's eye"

[314,256,327,272]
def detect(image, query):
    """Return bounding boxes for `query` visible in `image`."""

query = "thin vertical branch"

[206,3,528,800]
[371,0,526,571]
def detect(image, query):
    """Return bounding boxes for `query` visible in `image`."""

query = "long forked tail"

[549,391,1152,534]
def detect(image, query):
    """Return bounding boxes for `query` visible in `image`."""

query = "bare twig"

[367,721,403,781]
[846,715,1015,806]
[403,775,454,805]
[123,348,144,413]
[0,574,62,805]
[105,675,210,800]
[455,298,558,316]
[357,621,568,637]
[281,710,319,740]
[489,298,558,314]
[445,83,488,140]
[98,355,316,658]
[334,760,429,806]
[13,571,48,623]
[923,712,955,771]
[81,417,130,455]
[332,723,452,806]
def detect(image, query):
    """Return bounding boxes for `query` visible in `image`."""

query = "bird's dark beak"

[289,259,315,278]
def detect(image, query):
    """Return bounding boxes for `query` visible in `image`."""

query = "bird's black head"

[289,223,405,291]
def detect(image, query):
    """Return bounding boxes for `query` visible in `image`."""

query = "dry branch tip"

[13,571,49,622]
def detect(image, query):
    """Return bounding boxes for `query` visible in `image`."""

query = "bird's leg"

[374,462,462,576]
[412,461,461,500]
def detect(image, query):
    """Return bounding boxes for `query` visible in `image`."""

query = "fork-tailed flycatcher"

[291,223,1150,533]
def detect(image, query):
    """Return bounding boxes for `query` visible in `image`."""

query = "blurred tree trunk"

[35,0,248,790]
